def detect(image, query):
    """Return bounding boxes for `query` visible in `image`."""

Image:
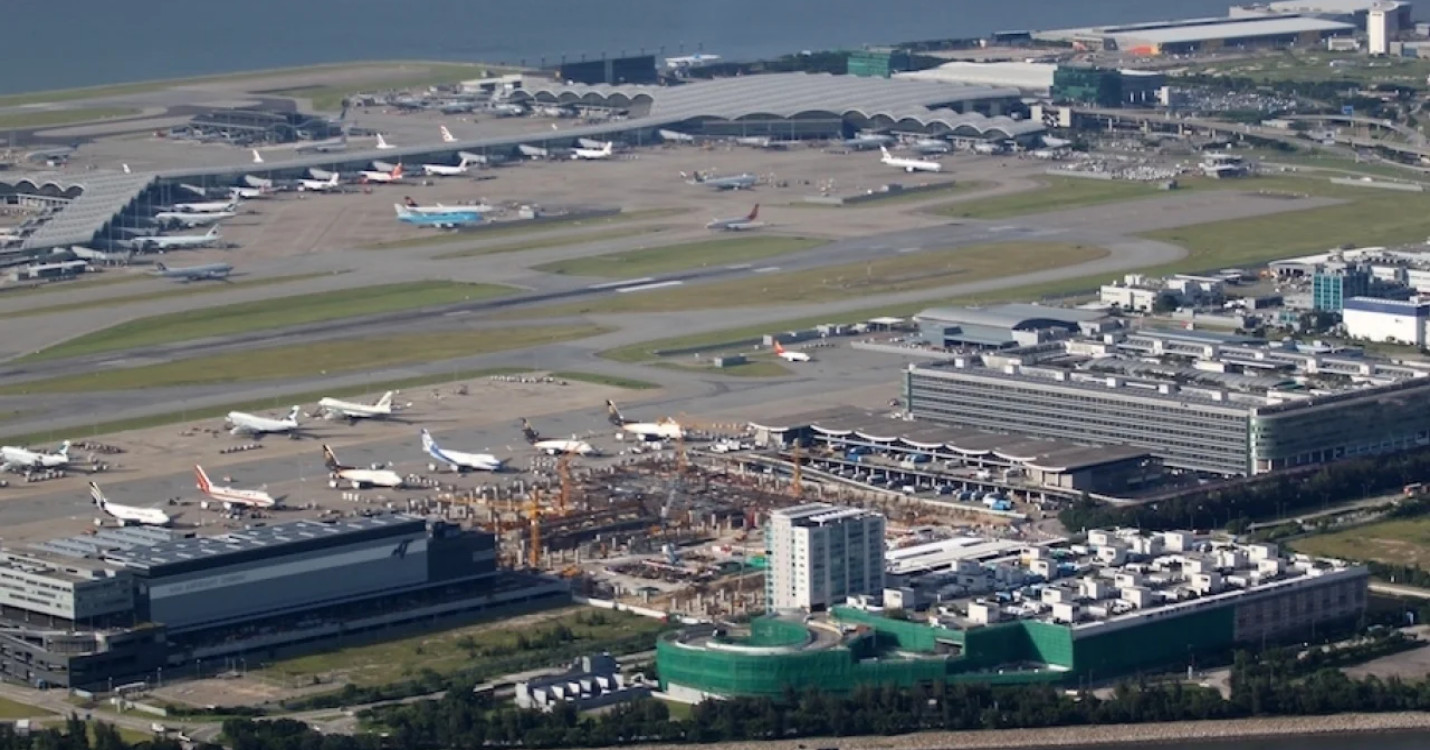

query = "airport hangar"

[1,73,1044,256]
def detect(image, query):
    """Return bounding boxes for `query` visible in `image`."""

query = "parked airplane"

[606,400,684,440]
[489,103,525,117]
[422,156,473,177]
[845,134,896,150]
[683,171,757,190]
[774,340,812,362]
[322,445,406,488]
[735,136,790,150]
[230,185,270,199]
[395,204,481,228]
[152,261,233,281]
[154,208,236,228]
[421,429,503,473]
[226,405,301,437]
[571,141,614,160]
[376,134,396,150]
[520,418,596,456]
[195,464,279,509]
[318,391,396,422]
[298,173,342,192]
[90,482,171,526]
[659,129,696,143]
[518,144,549,160]
[441,125,458,143]
[706,204,763,232]
[880,146,943,173]
[360,163,405,183]
[912,139,953,155]
[138,225,223,252]
[173,198,239,213]
[400,196,497,215]
[1,440,70,471]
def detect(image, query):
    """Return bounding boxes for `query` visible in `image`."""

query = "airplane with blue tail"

[394,203,482,228]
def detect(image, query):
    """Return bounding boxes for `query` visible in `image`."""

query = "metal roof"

[917,303,1106,331]
[106,514,424,571]
[5,170,156,250]
[1265,0,1404,13]
[1109,17,1354,44]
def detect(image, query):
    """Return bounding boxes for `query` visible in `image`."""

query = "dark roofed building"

[916,303,1111,349]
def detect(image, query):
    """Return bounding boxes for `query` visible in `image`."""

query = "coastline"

[614,712,1430,750]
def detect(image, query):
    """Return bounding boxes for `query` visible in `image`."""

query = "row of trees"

[0,717,183,750]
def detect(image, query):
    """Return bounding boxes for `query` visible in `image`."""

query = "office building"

[1313,265,1371,311]
[766,504,885,611]
[1369,3,1400,54]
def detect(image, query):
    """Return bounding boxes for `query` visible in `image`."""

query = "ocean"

[4,0,1243,95]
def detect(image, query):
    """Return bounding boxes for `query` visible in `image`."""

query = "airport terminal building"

[0,515,562,690]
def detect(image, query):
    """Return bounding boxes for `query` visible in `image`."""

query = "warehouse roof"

[1264,0,1405,12]
[3,170,155,251]
[107,515,424,571]
[1109,17,1354,44]
[916,303,1106,331]
[895,62,1058,92]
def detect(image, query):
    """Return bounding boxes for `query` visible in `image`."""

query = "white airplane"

[518,144,549,160]
[520,418,596,456]
[230,185,270,200]
[251,149,265,164]
[571,141,614,160]
[774,340,812,363]
[226,405,301,437]
[154,209,236,228]
[606,400,684,440]
[707,204,764,232]
[318,391,396,422]
[360,163,405,183]
[441,125,458,143]
[684,171,757,191]
[659,129,696,143]
[298,173,342,192]
[376,134,396,150]
[1,440,70,471]
[322,445,406,489]
[138,225,223,251]
[152,261,232,281]
[880,146,943,173]
[399,196,497,215]
[195,465,279,509]
[172,198,239,213]
[421,429,503,473]
[422,156,473,177]
[90,482,171,527]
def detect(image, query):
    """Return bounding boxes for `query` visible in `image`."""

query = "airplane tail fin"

[89,482,107,508]
[520,419,540,444]
[880,146,891,158]
[605,399,627,426]
[286,405,301,423]
[404,196,418,207]
[377,134,390,149]
[195,465,212,493]
[122,163,131,174]
[252,149,264,164]
[395,203,408,217]
[207,225,221,236]
[57,440,71,457]
[441,126,456,143]
[774,340,786,355]
[155,262,167,272]
[748,204,759,221]
[375,391,394,410]
[392,164,404,179]
[421,429,436,451]
[322,445,346,471]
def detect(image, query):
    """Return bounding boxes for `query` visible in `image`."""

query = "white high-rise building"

[1369,3,1400,55]
[765,503,885,611]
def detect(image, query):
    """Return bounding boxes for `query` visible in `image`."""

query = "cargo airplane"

[226,405,301,437]
[421,429,503,473]
[606,400,684,440]
[318,391,396,422]
[322,445,406,489]
[90,482,172,526]
[520,418,596,456]
[706,204,763,231]
[1,440,70,471]
[774,341,812,362]
[152,261,232,281]
[137,225,223,252]
[880,146,943,173]
[195,464,279,509]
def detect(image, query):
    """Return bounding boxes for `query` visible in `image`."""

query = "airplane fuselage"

[0,446,66,469]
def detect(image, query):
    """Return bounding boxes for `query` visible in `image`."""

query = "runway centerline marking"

[617,280,684,293]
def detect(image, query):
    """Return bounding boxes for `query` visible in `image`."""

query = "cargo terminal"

[656,525,1368,702]
[0,514,567,690]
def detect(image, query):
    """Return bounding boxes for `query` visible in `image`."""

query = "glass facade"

[1311,270,1370,312]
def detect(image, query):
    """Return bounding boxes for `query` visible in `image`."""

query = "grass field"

[24,281,512,362]
[0,327,604,394]
[1251,149,1429,181]
[363,208,687,252]
[0,107,139,131]
[548,371,661,389]
[0,697,49,719]
[259,607,664,687]
[0,368,531,447]
[529,242,1108,316]
[533,236,825,278]
[936,177,1188,220]
[1292,519,1430,568]
[1191,51,1430,88]
[431,225,677,259]
[1,271,337,320]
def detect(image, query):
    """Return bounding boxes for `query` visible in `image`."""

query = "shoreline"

[612,712,1430,750]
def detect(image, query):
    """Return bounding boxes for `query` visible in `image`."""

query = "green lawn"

[936,176,1188,219]
[1191,51,1430,88]
[0,107,139,131]
[528,242,1108,316]
[548,371,661,389]
[259,607,664,688]
[1,271,337,320]
[24,281,513,361]
[533,236,824,278]
[1292,518,1430,568]
[1250,148,1429,181]
[0,369,531,447]
[431,225,677,259]
[0,327,604,394]
[0,697,49,719]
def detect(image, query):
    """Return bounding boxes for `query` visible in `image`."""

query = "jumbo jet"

[152,261,232,281]
[360,163,405,184]
[376,134,396,150]
[322,445,406,489]
[606,400,684,440]
[154,208,236,228]
[422,156,473,177]
[194,465,279,509]
[173,198,240,214]
[395,204,481,228]
[1,440,70,471]
[138,225,223,252]
[774,341,812,362]
[298,173,342,192]
[441,125,458,143]
[684,171,757,191]
[90,482,171,527]
[226,405,301,437]
[880,146,943,173]
[400,197,497,215]
[317,391,396,422]
[571,141,614,160]
[706,204,763,232]
[421,429,503,473]
[520,418,595,456]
